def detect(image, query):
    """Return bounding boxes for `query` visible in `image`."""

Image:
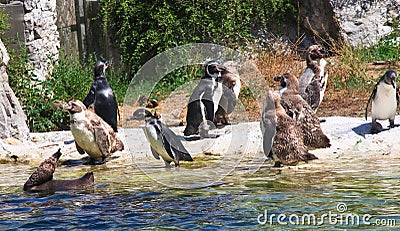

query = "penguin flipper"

[365,84,377,120]
[83,83,96,108]
[161,124,193,161]
[75,142,85,154]
[150,146,161,160]
[93,126,111,157]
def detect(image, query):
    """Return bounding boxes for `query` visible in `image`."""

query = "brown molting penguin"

[67,100,124,164]
[23,149,94,192]
[214,61,241,125]
[263,91,318,167]
[298,45,328,111]
[274,73,331,148]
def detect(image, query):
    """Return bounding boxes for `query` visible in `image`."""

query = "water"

[1,156,399,230]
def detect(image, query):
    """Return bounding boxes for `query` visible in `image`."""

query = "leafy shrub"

[0,8,10,38]
[8,49,128,132]
[100,0,296,76]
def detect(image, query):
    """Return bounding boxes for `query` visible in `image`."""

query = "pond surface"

[0,155,399,230]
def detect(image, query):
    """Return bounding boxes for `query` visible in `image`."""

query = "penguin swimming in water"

[263,91,318,167]
[298,45,329,111]
[127,108,193,167]
[67,100,124,164]
[83,60,119,132]
[274,73,331,148]
[184,60,226,137]
[23,149,94,192]
[365,69,398,134]
[214,61,241,125]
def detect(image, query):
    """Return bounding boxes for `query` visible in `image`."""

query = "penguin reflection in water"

[184,60,226,137]
[262,91,318,167]
[23,149,94,192]
[365,70,398,134]
[128,109,193,167]
[83,60,119,132]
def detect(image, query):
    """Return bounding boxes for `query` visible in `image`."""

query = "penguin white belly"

[212,82,223,114]
[144,126,174,162]
[71,123,103,158]
[371,84,397,120]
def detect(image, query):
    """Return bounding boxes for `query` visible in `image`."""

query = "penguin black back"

[83,60,119,132]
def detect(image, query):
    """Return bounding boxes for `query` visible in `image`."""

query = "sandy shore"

[1,116,400,166]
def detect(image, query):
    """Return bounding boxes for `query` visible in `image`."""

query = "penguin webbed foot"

[84,157,107,165]
[273,161,282,168]
[389,118,395,128]
[371,120,383,134]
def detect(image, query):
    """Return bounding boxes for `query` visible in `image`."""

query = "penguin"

[127,108,193,167]
[67,100,124,164]
[365,69,398,134]
[274,73,331,148]
[214,61,241,125]
[23,149,94,192]
[263,91,318,167]
[298,45,329,111]
[83,60,119,132]
[184,60,226,137]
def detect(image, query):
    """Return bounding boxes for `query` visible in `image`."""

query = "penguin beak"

[273,76,282,82]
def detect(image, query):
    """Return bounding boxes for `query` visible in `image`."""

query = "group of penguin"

[24,45,399,192]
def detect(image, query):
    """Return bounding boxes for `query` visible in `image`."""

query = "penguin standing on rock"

[274,73,331,148]
[262,91,318,167]
[184,60,226,137]
[83,60,119,132]
[67,100,124,164]
[365,70,398,134]
[127,108,193,167]
[298,45,329,111]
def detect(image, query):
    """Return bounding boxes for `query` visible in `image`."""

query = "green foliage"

[8,49,128,132]
[100,0,296,76]
[7,47,68,132]
[0,8,10,38]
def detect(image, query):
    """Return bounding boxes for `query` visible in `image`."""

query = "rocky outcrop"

[23,0,59,80]
[269,0,399,49]
[331,0,400,47]
[0,39,30,140]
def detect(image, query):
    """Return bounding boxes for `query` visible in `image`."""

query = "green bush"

[0,8,10,38]
[100,0,296,76]
[8,49,128,132]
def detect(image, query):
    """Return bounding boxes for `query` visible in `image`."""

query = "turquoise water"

[0,157,399,230]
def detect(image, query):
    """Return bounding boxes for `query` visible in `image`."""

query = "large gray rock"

[331,0,399,47]
[0,39,30,140]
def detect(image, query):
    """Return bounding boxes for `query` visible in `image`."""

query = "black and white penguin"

[83,60,119,132]
[365,69,398,134]
[67,100,124,164]
[214,61,241,125]
[184,60,226,137]
[263,91,318,167]
[127,108,193,167]
[23,149,94,192]
[274,73,331,148]
[298,45,328,111]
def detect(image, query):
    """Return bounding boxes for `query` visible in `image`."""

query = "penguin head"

[274,73,299,93]
[127,108,155,121]
[306,45,326,63]
[94,60,110,79]
[383,69,397,89]
[67,100,87,114]
[204,60,226,79]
